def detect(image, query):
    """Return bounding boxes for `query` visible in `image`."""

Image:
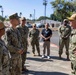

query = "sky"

[0,0,54,19]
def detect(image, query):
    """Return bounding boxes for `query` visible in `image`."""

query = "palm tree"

[19,12,22,17]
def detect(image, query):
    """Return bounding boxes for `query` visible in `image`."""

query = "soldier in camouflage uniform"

[17,17,29,71]
[0,21,10,75]
[58,19,71,60]
[29,23,40,56]
[68,14,76,75]
[5,13,23,75]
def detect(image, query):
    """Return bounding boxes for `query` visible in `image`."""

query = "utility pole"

[34,9,35,22]
[1,7,3,17]
[43,0,47,24]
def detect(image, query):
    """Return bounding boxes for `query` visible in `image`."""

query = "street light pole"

[34,9,35,22]
[43,0,47,24]
[1,7,3,17]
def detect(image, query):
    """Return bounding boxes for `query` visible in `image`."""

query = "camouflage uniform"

[69,29,76,75]
[29,29,40,55]
[17,25,29,69]
[5,27,23,75]
[58,24,71,59]
[0,39,10,75]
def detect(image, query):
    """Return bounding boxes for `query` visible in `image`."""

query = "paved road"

[51,31,59,46]
[22,31,71,75]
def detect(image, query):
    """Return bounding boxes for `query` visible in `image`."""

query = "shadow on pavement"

[27,57,53,62]
[22,71,69,75]
[26,51,30,54]
[51,56,70,61]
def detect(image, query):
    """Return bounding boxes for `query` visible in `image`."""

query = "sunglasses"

[34,25,36,27]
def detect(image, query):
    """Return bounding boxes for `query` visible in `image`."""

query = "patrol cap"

[67,14,76,21]
[32,23,36,27]
[9,13,19,19]
[20,17,26,21]
[0,21,5,30]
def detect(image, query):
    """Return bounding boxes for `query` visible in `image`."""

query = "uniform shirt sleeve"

[5,29,21,53]
[37,29,40,36]
[27,27,29,38]
[69,31,76,61]
[29,31,31,37]
[17,29,23,49]
[58,26,62,36]
[66,25,71,38]
[0,44,3,71]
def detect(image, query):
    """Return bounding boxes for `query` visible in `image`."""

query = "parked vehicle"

[26,24,32,28]
[26,22,32,28]
[35,23,45,28]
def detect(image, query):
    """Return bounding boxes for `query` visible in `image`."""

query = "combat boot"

[22,68,29,72]
[67,55,70,61]
[22,67,29,72]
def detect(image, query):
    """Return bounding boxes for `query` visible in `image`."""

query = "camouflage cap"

[9,13,19,19]
[20,17,26,21]
[0,21,5,29]
[67,14,76,21]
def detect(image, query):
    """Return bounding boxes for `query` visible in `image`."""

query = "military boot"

[22,67,29,72]
[59,54,61,59]
[67,55,70,61]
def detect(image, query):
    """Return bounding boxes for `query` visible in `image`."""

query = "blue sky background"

[0,0,54,19]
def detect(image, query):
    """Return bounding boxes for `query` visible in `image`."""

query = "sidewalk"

[22,42,71,75]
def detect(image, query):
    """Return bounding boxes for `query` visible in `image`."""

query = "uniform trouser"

[0,66,2,75]
[21,52,27,69]
[21,41,28,69]
[31,40,40,55]
[59,38,69,56]
[43,41,50,56]
[71,61,76,75]
[10,55,22,75]
[2,55,10,75]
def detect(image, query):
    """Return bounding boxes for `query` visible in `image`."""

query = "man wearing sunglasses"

[29,23,40,56]
[58,19,71,60]
[0,21,10,75]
